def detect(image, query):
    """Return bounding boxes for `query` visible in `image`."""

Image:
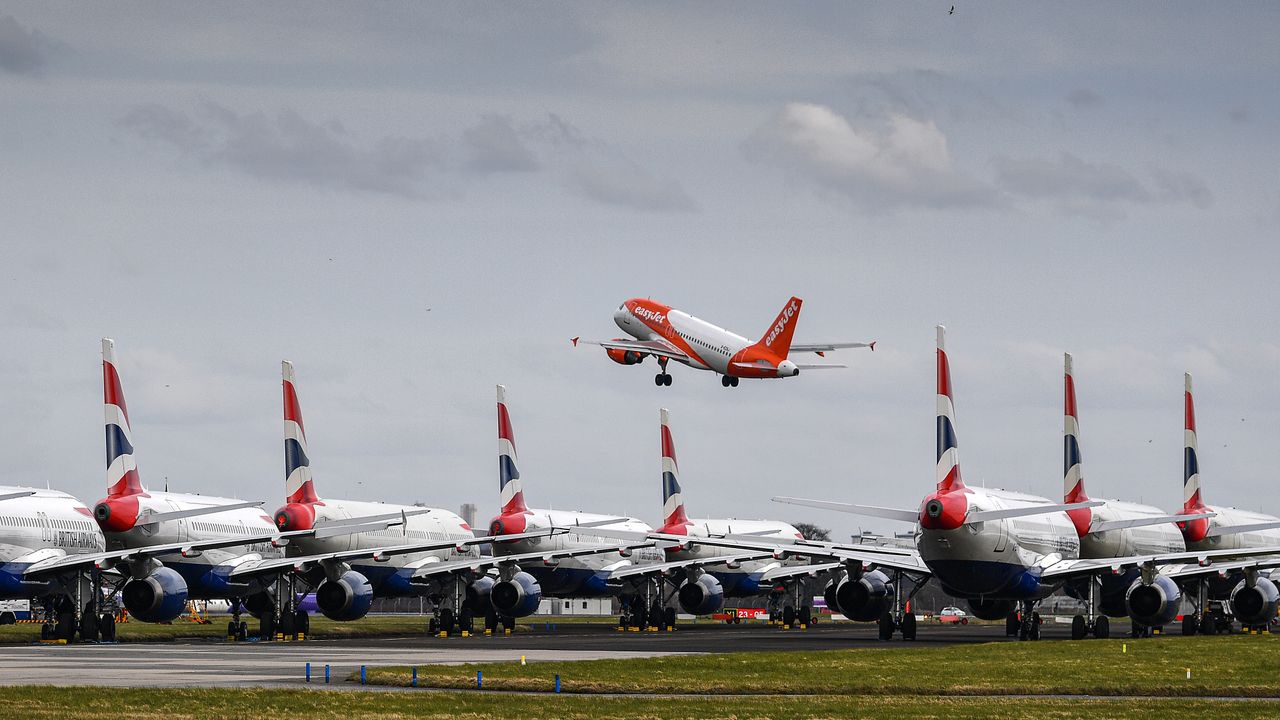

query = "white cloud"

[743,102,995,211]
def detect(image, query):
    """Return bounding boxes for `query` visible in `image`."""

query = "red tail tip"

[570,337,579,347]
[869,341,876,352]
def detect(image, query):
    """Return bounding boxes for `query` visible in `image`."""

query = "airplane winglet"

[571,337,579,347]
[869,341,876,352]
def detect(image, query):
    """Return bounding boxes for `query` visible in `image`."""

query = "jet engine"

[490,571,542,618]
[828,570,891,622]
[607,347,647,365]
[677,574,725,616]
[965,597,1016,621]
[466,575,496,612]
[1230,576,1280,626]
[315,570,374,621]
[1125,575,1182,627]
[121,567,189,623]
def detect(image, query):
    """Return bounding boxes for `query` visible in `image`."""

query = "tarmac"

[0,618,1124,689]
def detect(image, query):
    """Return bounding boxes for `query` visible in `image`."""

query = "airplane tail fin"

[935,325,965,494]
[497,385,527,515]
[659,408,690,530]
[752,296,803,359]
[282,361,320,504]
[102,338,145,499]
[1183,372,1204,511]
[1063,353,1091,536]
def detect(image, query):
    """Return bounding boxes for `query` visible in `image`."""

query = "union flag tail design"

[282,360,319,504]
[754,296,803,359]
[659,408,689,530]
[1063,353,1091,536]
[497,385,527,515]
[103,338,145,498]
[935,325,964,494]
[1183,372,1203,511]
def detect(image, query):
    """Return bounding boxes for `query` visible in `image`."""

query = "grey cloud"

[993,153,1212,211]
[1066,88,1103,109]
[568,154,697,213]
[743,102,996,211]
[0,15,46,75]
[463,115,541,173]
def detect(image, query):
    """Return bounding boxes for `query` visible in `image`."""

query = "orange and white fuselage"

[614,299,794,377]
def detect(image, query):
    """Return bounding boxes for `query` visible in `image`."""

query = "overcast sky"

[2,3,1278,539]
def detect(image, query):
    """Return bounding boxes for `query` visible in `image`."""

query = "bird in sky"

[949,5,955,14]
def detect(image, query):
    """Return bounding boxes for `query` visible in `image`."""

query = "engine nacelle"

[1231,576,1280,626]
[830,570,891,622]
[606,347,647,365]
[965,597,1015,621]
[490,571,542,618]
[677,574,725,616]
[121,567,189,623]
[1125,575,1182,627]
[315,570,374,621]
[466,575,496,612]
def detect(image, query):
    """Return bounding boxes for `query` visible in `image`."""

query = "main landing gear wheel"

[1093,615,1109,639]
[878,611,895,641]
[1005,612,1019,637]
[485,610,499,633]
[664,607,677,630]
[720,375,739,387]
[459,608,474,634]
[439,607,456,635]
[900,612,917,641]
[1071,615,1087,640]
[798,606,812,627]
[260,611,276,640]
[650,602,664,630]
[632,605,648,630]
[782,605,797,627]
[295,610,310,636]
[655,373,672,386]
[1183,614,1199,636]
[101,613,118,642]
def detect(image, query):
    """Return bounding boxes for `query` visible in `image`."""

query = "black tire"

[260,611,276,640]
[56,612,75,642]
[721,375,731,387]
[730,377,739,387]
[237,621,248,641]
[878,611,895,641]
[633,605,647,630]
[486,610,499,632]
[459,608,474,633]
[1131,623,1144,638]
[664,606,677,629]
[1071,615,1087,640]
[1005,612,1019,637]
[782,605,796,627]
[1094,615,1110,639]
[798,606,812,626]
[279,610,296,638]
[227,620,239,637]
[428,617,438,634]
[1029,619,1041,641]
[1182,614,1199,636]
[102,613,117,642]
[650,602,664,629]
[655,374,664,386]
[79,611,99,643]
[501,615,515,632]
[40,623,51,640]
[295,610,310,636]
[439,607,456,634]
[901,612,917,641]
[0,611,15,626]
[664,374,672,386]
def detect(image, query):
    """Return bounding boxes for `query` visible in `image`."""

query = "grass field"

[0,687,1274,720]
[365,634,1280,697]
[0,614,439,643]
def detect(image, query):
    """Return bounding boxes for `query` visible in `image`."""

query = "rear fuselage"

[662,518,804,597]
[0,488,104,599]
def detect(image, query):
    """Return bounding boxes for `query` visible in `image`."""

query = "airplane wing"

[760,562,841,582]
[606,551,775,580]
[772,495,1103,526]
[411,543,658,581]
[23,531,293,577]
[575,338,690,363]
[1039,545,1280,581]
[790,341,875,354]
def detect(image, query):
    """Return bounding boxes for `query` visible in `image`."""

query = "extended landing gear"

[1069,577,1110,639]
[1017,601,1042,641]
[720,375,739,387]
[877,571,924,641]
[655,358,673,386]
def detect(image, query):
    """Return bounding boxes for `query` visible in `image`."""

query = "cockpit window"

[618,304,625,311]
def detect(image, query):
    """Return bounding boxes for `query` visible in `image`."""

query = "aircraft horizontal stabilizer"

[772,496,919,523]
[790,342,875,353]
[1088,511,1214,534]
[137,500,264,526]
[0,491,37,503]
[964,500,1103,525]
[794,363,848,370]
[1205,520,1280,537]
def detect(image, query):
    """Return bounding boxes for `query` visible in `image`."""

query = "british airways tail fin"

[1063,353,1091,536]
[102,338,145,498]
[282,360,320,504]
[935,326,964,494]
[659,408,689,530]
[497,385,527,514]
[1184,372,1204,511]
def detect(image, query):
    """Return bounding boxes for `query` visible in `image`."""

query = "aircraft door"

[993,519,1008,553]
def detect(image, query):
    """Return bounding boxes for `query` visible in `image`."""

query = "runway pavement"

[0,618,1125,689]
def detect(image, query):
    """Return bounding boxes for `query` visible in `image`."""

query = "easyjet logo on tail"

[765,301,799,348]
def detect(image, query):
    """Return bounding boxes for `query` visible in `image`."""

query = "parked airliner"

[574,297,873,387]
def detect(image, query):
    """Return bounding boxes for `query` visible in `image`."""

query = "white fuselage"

[917,487,1080,599]
[1189,505,1280,552]
[615,306,748,373]
[286,499,479,590]
[1080,499,1186,558]
[495,508,663,595]
[664,518,805,596]
[0,487,104,599]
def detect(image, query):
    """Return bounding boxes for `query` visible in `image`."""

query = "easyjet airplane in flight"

[574,297,873,386]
